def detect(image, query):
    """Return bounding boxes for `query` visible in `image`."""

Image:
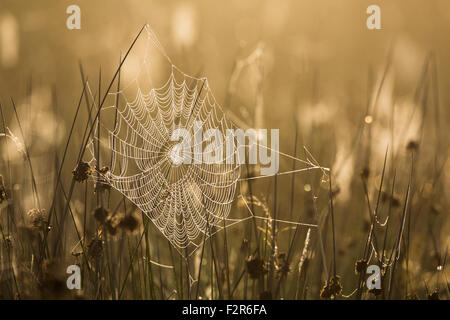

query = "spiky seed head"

[320,275,343,299]
[72,161,92,182]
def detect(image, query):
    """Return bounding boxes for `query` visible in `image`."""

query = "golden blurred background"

[0,0,449,299]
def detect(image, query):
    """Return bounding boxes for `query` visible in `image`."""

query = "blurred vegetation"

[0,0,449,299]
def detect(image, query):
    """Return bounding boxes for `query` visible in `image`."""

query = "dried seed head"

[428,290,440,300]
[406,140,419,151]
[355,259,367,275]
[320,275,343,299]
[72,161,92,182]
[87,236,103,260]
[360,166,370,181]
[380,191,400,208]
[27,208,47,230]
[118,212,140,233]
[246,255,267,279]
[391,197,401,208]
[93,206,110,224]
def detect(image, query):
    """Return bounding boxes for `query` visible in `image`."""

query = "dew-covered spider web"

[85,25,328,269]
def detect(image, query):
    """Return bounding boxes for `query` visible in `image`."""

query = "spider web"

[85,25,327,261]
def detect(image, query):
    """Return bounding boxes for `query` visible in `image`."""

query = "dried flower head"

[360,166,370,181]
[87,236,103,260]
[320,275,343,299]
[428,290,440,300]
[246,255,267,279]
[406,140,419,152]
[93,206,110,224]
[118,212,140,233]
[380,191,400,208]
[27,208,47,230]
[354,259,367,275]
[72,161,92,182]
